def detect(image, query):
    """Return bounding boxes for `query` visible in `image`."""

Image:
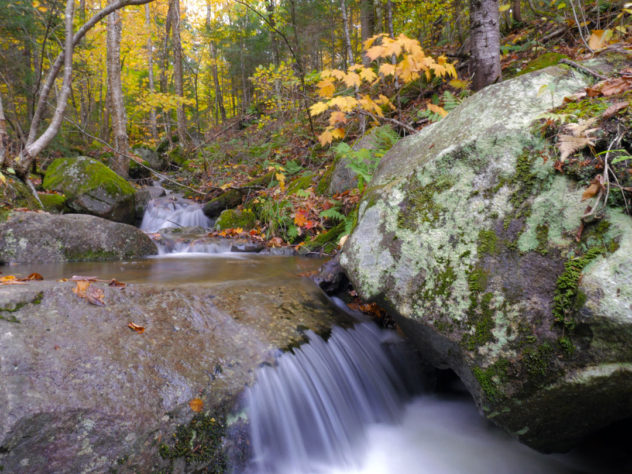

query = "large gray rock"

[43,156,137,223]
[0,278,351,472]
[133,146,168,171]
[341,56,632,451]
[0,212,157,263]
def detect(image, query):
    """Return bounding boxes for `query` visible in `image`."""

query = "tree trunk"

[211,43,227,122]
[266,0,280,66]
[106,3,129,177]
[341,0,354,68]
[145,4,158,141]
[512,0,522,23]
[0,93,7,167]
[170,0,187,146]
[386,0,394,36]
[360,0,375,64]
[470,0,501,91]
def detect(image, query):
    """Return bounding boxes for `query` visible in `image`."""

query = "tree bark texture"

[169,0,187,146]
[470,0,501,91]
[512,0,522,23]
[0,93,7,167]
[360,0,375,63]
[341,0,354,67]
[145,4,158,141]
[106,3,129,177]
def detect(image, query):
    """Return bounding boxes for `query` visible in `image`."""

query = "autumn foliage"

[310,33,457,146]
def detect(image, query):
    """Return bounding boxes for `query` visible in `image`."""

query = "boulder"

[43,156,136,223]
[0,277,352,472]
[0,176,42,215]
[132,146,168,171]
[0,212,157,263]
[340,56,632,451]
[216,208,256,230]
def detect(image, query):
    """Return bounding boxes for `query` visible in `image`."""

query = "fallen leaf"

[189,398,204,412]
[600,77,632,96]
[108,279,126,287]
[0,275,17,282]
[73,280,91,298]
[128,322,145,333]
[558,134,596,162]
[602,101,628,118]
[86,286,105,306]
[588,29,612,51]
[23,273,43,281]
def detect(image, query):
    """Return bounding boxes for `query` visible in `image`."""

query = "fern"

[320,208,346,221]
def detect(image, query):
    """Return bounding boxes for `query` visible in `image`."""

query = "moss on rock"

[216,209,256,230]
[38,193,67,213]
[517,52,568,76]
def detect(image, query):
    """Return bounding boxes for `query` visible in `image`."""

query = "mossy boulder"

[517,52,568,76]
[341,56,632,452]
[37,193,67,213]
[0,212,157,263]
[132,146,168,171]
[0,176,42,212]
[43,156,136,223]
[216,208,256,230]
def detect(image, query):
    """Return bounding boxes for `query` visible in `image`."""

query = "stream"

[3,194,627,473]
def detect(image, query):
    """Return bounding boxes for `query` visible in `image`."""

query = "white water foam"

[140,195,210,233]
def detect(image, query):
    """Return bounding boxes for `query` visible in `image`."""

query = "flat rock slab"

[0,278,351,472]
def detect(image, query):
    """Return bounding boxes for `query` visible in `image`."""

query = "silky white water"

[243,323,596,474]
[140,195,210,233]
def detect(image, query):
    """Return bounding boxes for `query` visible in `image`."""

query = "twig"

[357,109,416,134]
[559,59,608,81]
[568,0,593,53]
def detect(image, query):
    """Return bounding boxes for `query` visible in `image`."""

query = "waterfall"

[244,323,422,474]
[140,195,210,233]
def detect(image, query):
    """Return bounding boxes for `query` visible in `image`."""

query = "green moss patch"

[159,412,227,471]
[0,292,44,323]
[216,209,256,230]
[38,193,67,212]
[517,52,568,77]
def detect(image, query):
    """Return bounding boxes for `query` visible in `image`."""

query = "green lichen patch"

[397,174,455,229]
[0,292,44,323]
[286,173,315,195]
[473,359,509,403]
[553,246,606,331]
[158,412,227,471]
[38,193,67,212]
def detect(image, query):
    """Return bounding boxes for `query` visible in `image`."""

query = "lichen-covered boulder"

[132,146,168,171]
[43,156,136,223]
[0,212,157,263]
[341,57,632,452]
[0,276,351,472]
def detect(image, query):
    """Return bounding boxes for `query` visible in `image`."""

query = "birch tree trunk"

[341,0,354,68]
[106,3,129,177]
[170,0,187,146]
[145,4,158,141]
[360,0,374,65]
[470,0,501,90]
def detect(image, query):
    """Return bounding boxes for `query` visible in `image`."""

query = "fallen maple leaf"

[189,398,204,412]
[582,175,605,201]
[0,275,16,282]
[128,322,145,333]
[72,280,91,298]
[108,279,126,288]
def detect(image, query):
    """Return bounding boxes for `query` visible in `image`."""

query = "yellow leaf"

[331,128,345,139]
[588,29,613,51]
[366,45,387,61]
[359,67,377,82]
[0,172,5,185]
[317,79,336,98]
[318,130,334,146]
[343,72,361,88]
[128,322,145,333]
[189,398,204,412]
[499,4,511,11]
[275,173,286,190]
[449,79,469,89]
[310,101,329,116]
[379,63,396,77]
[329,96,357,113]
[427,103,448,117]
[329,111,347,126]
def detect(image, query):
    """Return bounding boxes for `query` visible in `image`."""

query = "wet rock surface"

[0,212,157,263]
[0,277,352,472]
[341,55,632,451]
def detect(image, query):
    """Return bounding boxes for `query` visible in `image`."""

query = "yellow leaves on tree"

[311,33,458,146]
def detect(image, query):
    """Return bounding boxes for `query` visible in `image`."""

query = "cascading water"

[140,195,210,233]
[242,322,594,474]
[244,323,422,474]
